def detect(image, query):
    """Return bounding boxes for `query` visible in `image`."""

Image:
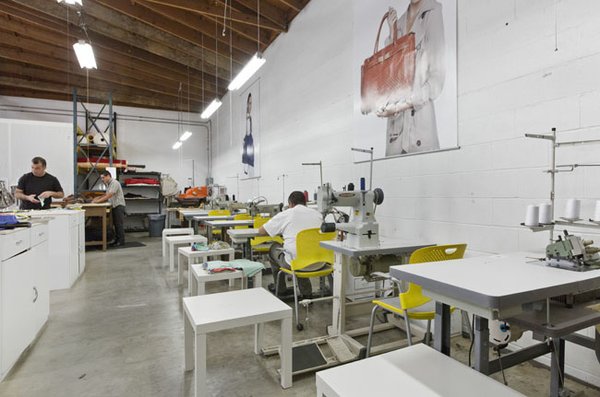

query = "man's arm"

[257,226,269,236]
[15,188,39,204]
[92,192,114,204]
[38,190,64,199]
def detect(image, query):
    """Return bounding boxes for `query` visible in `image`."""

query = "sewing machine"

[247,196,283,217]
[317,182,384,248]
[545,230,600,271]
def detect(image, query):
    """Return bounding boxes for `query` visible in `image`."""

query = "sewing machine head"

[545,230,600,271]
[317,182,384,248]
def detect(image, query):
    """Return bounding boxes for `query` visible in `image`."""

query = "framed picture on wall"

[352,0,458,161]
[240,80,261,179]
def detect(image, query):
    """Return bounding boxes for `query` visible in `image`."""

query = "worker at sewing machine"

[257,191,323,298]
[15,156,64,210]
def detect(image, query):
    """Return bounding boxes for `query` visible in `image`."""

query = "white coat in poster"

[353,0,457,159]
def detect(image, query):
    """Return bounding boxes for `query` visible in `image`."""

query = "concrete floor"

[1,233,600,396]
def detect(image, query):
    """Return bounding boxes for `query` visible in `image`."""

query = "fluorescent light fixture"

[73,40,97,69]
[172,141,182,150]
[180,131,193,141]
[57,0,82,5]
[227,53,265,91]
[200,99,222,120]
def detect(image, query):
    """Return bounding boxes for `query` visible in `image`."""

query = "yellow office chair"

[233,213,252,229]
[250,216,283,254]
[278,228,336,331]
[208,209,231,239]
[365,243,467,357]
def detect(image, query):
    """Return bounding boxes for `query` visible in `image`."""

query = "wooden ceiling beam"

[0,28,217,102]
[141,0,282,32]
[229,0,290,31]
[0,76,196,110]
[0,4,226,94]
[0,15,221,98]
[10,0,232,76]
[94,0,250,61]
[277,0,306,13]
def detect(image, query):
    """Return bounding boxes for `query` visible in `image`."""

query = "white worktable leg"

[228,252,235,288]
[254,323,264,355]
[178,251,184,285]
[194,333,207,397]
[280,317,292,389]
[330,251,345,336]
[188,263,193,296]
[198,280,206,295]
[162,236,166,259]
[253,271,262,288]
[184,313,194,371]
[169,242,176,272]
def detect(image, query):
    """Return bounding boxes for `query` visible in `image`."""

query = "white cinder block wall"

[0,96,209,191]
[210,0,600,386]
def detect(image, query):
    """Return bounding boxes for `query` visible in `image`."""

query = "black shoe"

[268,283,276,293]
[110,241,125,247]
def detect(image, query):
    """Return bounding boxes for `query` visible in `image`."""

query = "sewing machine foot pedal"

[292,343,327,374]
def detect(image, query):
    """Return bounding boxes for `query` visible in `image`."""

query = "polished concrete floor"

[1,233,600,396]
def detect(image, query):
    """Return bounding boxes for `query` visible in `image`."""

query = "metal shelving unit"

[73,89,118,194]
[119,171,162,231]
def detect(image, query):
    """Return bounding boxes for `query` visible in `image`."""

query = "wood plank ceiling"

[0,0,310,111]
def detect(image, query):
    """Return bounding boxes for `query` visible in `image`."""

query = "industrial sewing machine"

[545,230,600,271]
[317,182,384,249]
[246,196,283,217]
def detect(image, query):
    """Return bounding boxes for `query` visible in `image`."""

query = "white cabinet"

[0,224,49,382]
[28,210,86,290]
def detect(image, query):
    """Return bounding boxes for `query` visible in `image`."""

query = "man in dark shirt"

[15,157,64,210]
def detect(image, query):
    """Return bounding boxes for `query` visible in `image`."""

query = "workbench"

[80,203,111,251]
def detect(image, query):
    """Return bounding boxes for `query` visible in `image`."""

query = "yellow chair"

[365,243,467,357]
[250,216,283,253]
[278,228,336,331]
[207,209,231,239]
[233,213,252,229]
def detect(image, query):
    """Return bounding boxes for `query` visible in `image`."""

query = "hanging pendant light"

[73,40,97,69]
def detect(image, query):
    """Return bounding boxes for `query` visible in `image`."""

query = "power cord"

[495,346,508,386]
[468,315,475,367]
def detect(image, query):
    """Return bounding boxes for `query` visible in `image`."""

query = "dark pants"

[112,205,125,244]
[268,242,314,297]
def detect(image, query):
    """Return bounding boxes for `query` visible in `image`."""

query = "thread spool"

[594,201,600,222]
[538,203,552,224]
[303,190,309,203]
[525,205,539,227]
[360,177,366,191]
[565,199,581,220]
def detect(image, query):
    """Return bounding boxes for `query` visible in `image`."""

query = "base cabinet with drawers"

[0,223,50,381]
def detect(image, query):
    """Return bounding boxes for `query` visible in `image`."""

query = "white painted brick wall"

[210,0,600,385]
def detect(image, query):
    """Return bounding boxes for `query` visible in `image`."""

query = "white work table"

[203,219,254,243]
[227,228,260,259]
[191,215,234,234]
[321,237,434,337]
[316,344,524,397]
[389,252,600,397]
[183,288,292,396]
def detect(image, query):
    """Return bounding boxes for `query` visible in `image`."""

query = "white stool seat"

[316,344,524,397]
[165,234,207,272]
[184,288,292,397]
[177,246,234,286]
[162,228,194,260]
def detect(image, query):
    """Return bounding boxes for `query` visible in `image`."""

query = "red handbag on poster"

[360,11,416,114]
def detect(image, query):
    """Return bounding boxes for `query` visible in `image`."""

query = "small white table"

[177,246,235,286]
[183,288,292,397]
[227,228,260,259]
[192,215,234,234]
[164,235,208,272]
[316,344,524,397]
[189,264,263,296]
[161,228,194,260]
[204,219,254,243]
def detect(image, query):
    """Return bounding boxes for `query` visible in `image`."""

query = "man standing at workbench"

[92,170,126,247]
[15,156,64,210]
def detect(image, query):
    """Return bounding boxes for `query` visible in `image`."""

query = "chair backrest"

[400,244,467,310]
[290,228,336,271]
[233,213,252,229]
[208,209,231,216]
[251,216,283,246]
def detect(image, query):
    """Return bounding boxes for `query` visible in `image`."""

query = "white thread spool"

[564,199,581,220]
[539,203,552,224]
[593,200,600,222]
[525,205,539,227]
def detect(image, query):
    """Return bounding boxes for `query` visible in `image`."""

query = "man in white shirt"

[258,191,324,297]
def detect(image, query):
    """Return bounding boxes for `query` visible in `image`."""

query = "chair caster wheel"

[296,323,304,331]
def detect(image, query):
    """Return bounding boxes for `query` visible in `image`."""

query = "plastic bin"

[148,214,166,237]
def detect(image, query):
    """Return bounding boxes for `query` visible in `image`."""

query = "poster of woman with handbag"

[242,92,255,176]
[357,0,454,158]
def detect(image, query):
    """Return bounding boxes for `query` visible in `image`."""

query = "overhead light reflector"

[73,40,97,69]
[200,99,222,120]
[227,53,265,91]
[180,131,193,141]
[57,0,83,5]
[172,141,182,150]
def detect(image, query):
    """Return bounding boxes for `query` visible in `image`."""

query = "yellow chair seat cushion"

[372,297,455,320]
[280,265,333,278]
